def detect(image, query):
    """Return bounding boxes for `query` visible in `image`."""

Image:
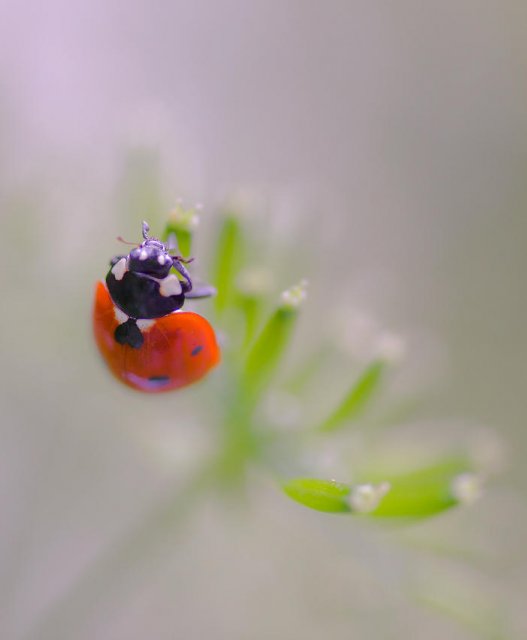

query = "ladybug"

[93,221,220,392]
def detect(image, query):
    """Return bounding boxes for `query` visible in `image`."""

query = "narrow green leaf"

[243,282,307,400]
[283,478,351,513]
[175,228,192,258]
[237,292,263,348]
[373,481,456,518]
[370,458,481,518]
[243,306,297,398]
[234,267,273,348]
[212,213,244,315]
[320,360,385,432]
[283,344,334,394]
[282,459,481,518]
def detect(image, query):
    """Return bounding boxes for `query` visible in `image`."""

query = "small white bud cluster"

[373,331,406,365]
[169,200,201,230]
[451,472,483,505]
[281,279,308,309]
[236,268,274,296]
[348,481,391,513]
[337,308,406,365]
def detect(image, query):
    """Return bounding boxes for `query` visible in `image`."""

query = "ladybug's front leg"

[172,259,193,293]
[185,283,216,299]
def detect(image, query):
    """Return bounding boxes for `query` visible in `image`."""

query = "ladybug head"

[126,221,174,278]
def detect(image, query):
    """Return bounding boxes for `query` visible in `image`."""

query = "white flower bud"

[373,331,406,364]
[237,268,273,296]
[169,201,200,230]
[451,472,483,505]
[281,280,308,309]
[349,481,391,513]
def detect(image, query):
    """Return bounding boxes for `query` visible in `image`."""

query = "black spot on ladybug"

[147,375,171,387]
[191,345,203,356]
[114,319,144,349]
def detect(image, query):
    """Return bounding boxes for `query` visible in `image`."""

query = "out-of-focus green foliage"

[320,359,385,432]
[243,285,305,403]
[162,202,200,258]
[163,209,489,521]
[359,455,480,518]
[211,213,244,315]
[22,206,498,640]
[283,478,352,513]
[283,456,481,518]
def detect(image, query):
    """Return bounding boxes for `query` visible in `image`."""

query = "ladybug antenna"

[142,221,150,240]
[116,236,138,245]
[173,255,195,264]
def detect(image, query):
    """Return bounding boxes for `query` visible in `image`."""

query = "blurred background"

[1,1,526,638]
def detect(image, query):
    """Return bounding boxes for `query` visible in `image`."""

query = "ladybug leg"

[114,318,144,349]
[172,259,193,293]
[185,283,216,299]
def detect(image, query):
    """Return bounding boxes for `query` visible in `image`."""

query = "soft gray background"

[1,2,526,639]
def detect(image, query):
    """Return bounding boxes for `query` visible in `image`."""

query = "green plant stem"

[213,375,259,487]
[237,292,262,349]
[243,305,298,404]
[212,214,244,315]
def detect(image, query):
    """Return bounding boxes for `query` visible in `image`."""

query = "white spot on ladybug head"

[159,274,182,297]
[111,258,128,281]
[158,254,166,265]
[139,249,148,260]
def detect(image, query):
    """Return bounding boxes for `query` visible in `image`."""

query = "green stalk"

[212,213,244,315]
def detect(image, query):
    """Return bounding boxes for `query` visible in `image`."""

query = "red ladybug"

[93,222,220,392]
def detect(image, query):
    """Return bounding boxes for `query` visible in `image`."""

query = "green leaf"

[234,267,273,349]
[236,292,264,349]
[369,458,481,518]
[282,459,481,518]
[283,478,351,513]
[283,344,334,394]
[212,213,244,315]
[243,282,307,401]
[320,360,385,432]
